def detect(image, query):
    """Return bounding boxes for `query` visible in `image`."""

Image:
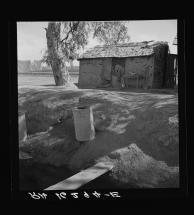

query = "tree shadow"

[74,90,178,167]
[19,88,178,171]
[18,88,86,134]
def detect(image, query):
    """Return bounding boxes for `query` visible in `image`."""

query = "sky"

[17,20,177,65]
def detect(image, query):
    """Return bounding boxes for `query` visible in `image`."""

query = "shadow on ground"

[19,87,179,189]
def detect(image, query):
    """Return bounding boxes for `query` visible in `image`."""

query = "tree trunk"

[46,22,69,86]
[51,58,69,86]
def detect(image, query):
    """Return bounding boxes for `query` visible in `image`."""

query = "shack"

[78,41,174,89]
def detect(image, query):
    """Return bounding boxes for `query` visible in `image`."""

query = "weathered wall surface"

[152,45,168,88]
[102,58,112,82]
[78,56,155,89]
[78,52,170,89]
[78,59,103,88]
[166,54,177,88]
[125,56,154,88]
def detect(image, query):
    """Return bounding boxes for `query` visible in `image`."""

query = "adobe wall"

[79,55,157,89]
[125,56,154,88]
[78,58,112,88]
[165,54,177,88]
[152,45,168,88]
[102,58,112,81]
[78,59,103,88]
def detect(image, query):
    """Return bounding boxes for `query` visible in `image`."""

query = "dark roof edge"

[77,54,154,60]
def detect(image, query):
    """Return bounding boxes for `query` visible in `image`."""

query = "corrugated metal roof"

[78,41,168,59]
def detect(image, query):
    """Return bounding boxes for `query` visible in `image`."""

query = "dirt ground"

[18,85,179,189]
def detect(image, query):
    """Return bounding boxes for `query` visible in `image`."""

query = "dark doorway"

[111,58,125,88]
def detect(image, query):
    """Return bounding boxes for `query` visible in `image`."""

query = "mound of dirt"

[106,144,179,188]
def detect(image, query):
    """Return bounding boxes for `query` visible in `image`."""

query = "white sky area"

[17,20,177,66]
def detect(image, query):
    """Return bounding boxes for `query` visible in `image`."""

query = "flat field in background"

[18,73,79,86]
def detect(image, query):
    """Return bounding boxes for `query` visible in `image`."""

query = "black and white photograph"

[14,20,181,197]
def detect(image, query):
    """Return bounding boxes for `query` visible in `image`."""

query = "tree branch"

[60,21,80,44]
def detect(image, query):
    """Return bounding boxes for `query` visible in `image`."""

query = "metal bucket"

[72,106,95,141]
[18,111,27,145]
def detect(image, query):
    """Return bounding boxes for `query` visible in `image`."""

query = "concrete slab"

[45,162,114,190]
